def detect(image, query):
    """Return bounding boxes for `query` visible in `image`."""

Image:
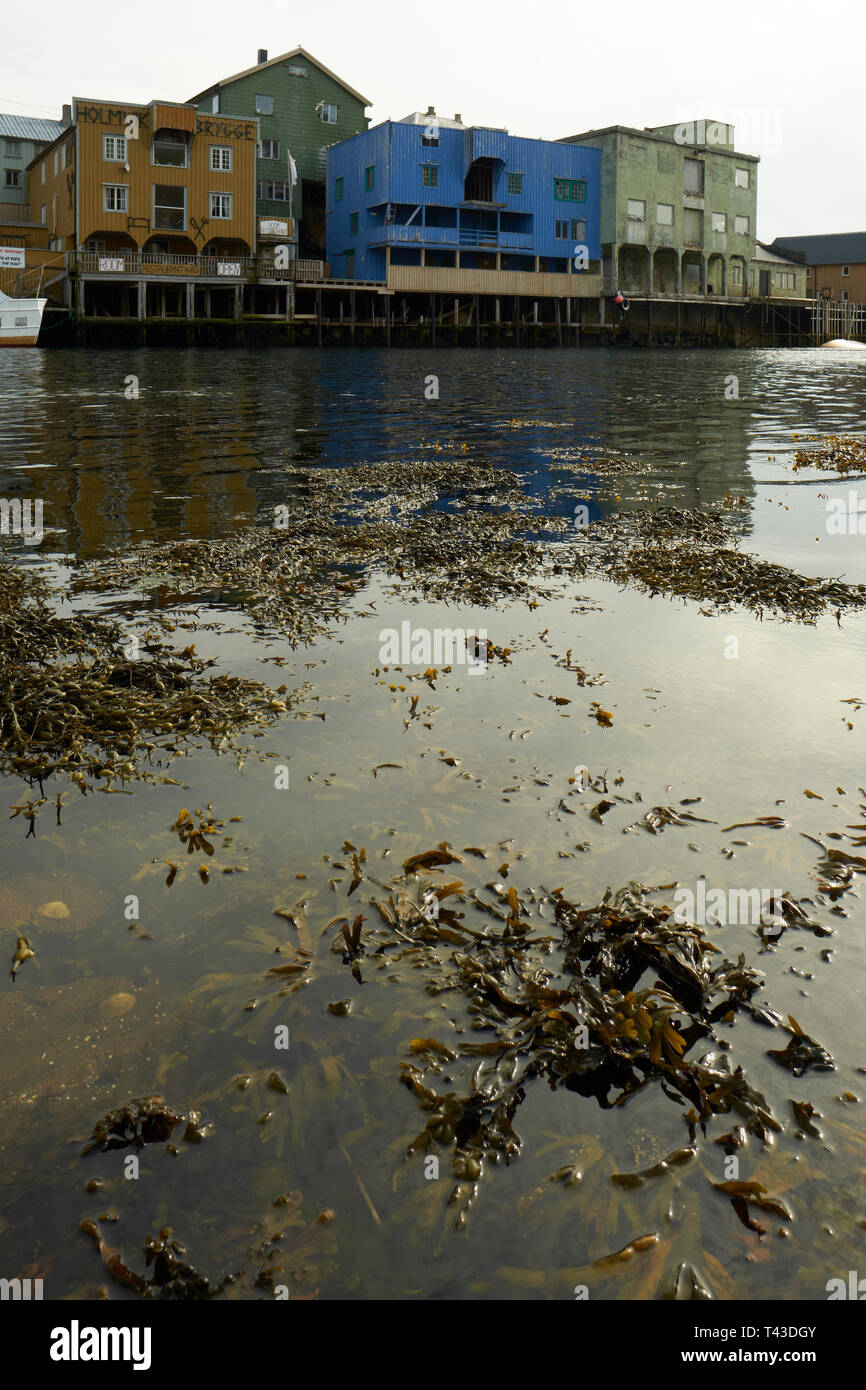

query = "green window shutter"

[365,165,374,191]
[335,177,343,200]
[350,211,359,235]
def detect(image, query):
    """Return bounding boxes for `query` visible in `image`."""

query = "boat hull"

[0,290,47,347]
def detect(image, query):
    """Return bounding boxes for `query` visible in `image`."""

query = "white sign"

[260,219,288,236]
[98,257,126,272]
[217,262,241,276]
[0,246,25,268]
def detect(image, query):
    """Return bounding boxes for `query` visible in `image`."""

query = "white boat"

[0,287,47,347]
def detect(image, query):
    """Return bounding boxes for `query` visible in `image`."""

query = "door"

[759,270,770,296]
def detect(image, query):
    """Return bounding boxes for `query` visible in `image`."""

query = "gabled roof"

[0,112,66,141]
[188,46,371,107]
[754,241,802,266]
[770,232,866,265]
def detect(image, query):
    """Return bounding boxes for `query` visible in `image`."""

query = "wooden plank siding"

[387,265,602,298]
[29,100,258,255]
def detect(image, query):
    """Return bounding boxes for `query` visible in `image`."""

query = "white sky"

[2,0,862,240]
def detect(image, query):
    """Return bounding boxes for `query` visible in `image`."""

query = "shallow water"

[2,346,866,1300]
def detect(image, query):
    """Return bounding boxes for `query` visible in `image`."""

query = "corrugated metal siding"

[326,121,601,282]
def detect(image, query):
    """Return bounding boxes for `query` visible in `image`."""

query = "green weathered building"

[189,46,371,258]
[560,119,758,299]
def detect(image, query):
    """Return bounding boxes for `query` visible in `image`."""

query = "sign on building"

[260,219,289,237]
[217,262,241,276]
[98,257,126,272]
[0,247,25,268]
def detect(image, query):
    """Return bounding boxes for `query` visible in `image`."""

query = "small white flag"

[287,152,298,187]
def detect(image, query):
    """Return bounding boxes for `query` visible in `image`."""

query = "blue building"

[326,110,602,303]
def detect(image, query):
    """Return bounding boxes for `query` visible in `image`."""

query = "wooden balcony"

[68,251,319,282]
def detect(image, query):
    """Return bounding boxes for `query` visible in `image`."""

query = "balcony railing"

[373,223,532,251]
[69,251,326,282]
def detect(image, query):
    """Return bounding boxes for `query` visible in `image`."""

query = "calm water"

[2,346,866,1300]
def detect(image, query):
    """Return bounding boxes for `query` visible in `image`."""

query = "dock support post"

[233,285,241,320]
[316,288,322,346]
[555,297,562,346]
[185,282,193,321]
[350,289,356,345]
[385,294,391,347]
[137,280,145,320]
[431,294,436,347]
[475,294,480,347]
[514,296,520,345]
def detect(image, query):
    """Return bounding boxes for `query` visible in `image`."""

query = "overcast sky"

[3,0,862,240]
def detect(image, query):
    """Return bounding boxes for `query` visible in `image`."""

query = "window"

[421,134,439,147]
[364,164,375,191]
[4,169,20,188]
[776,272,794,289]
[842,264,850,276]
[320,103,338,124]
[103,134,127,162]
[627,198,646,220]
[711,212,726,232]
[210,192,232,218]
[40,204,46,223]
[683,157,704,195]
[734,214,749,235]
[153,183,186,229]
[554,178,586,201]
[349,211,359,235]
[103,183,128,213]
[806,266,811,278]
[730,264,743,285]
[842,289,850,301]
[555,220,569,239]
[265,181,289,201]
[53,149,58,175]
[508,173,523,195]
[288,64,307,77]
[210,145,232,171]
[656,202,673,225]
[734,167,749,188]
[421,164,438,187]
[152,131,189,167]
[335,176,343,201]
[256,94,274,115]
[41,162,45,185]
[571,219,585,240]
[61,144,67,170]
[211,93,220,114]
[259,139,279,160]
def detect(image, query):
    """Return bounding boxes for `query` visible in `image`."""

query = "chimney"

[426,105,435,116]
[61,103,72,125]
[454,113,461,123]
[258,49,268,64]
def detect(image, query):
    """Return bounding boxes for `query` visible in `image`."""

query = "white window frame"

[734,214,749,235]
[842,264,850,276]
[102,183,128,213]
[842,289,850,301]
[734,167,749,188]
[255,94,274,115]
[41,204,46,223]
[153,183,187,230]
[627,198,646,221]
[4,169,21,188]
[711,211,726,232]
[61,143,67,170]
[259,138,279,160]
[321,103,338,124]
[211,93,220,114]
[730,263,743,285]
[41,161,45,185]
[656,202,673,225]
[103,134,127,163]
[210,145,232,172]
[209,191,232,219]
[53,149,58,175]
